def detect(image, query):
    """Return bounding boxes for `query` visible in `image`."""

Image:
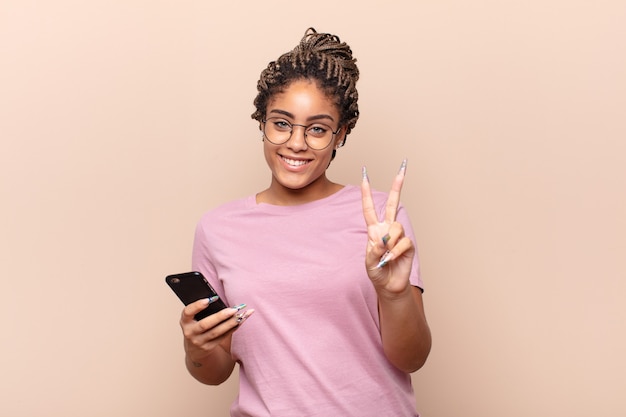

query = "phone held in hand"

[165,271,227,321]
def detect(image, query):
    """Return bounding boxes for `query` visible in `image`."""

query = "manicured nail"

[362,166,369,182]
[381,234,390,246]
[236,309,255,323]
[376,250,394,268]
[231,303,247,311]
[398,158,407,175]
[208,295,220,304]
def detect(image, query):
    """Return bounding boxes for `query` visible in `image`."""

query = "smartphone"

[165,271,227,321]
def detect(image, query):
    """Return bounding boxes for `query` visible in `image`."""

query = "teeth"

[282,157,309,167]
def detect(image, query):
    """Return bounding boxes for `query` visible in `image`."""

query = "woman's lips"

[280,155,311,167]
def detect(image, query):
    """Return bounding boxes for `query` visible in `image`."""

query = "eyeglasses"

[262,117,341,150]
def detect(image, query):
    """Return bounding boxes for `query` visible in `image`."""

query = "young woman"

[179,28,431,416]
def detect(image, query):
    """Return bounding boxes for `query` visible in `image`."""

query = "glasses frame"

[262,117,342,150]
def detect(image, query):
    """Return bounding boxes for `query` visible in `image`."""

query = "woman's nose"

[286,124,308,150]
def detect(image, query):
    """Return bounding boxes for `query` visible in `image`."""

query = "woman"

[180,28,431,416]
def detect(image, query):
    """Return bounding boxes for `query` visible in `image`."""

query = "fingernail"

[398,158,407,175]
[362,166,369,182]
[382,234,390,246]
[208,295,220,304]
[231,303,247,311]
[376,250,394,268]
[236,309,255,323]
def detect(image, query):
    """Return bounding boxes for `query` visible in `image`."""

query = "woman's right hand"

[180,299,253,363]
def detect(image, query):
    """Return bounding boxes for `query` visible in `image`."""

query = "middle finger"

[384,159,407,224]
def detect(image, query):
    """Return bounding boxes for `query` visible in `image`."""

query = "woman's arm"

[180,299,253,385]
[377,285,431,373]
[185,336,236,385]
[361,161,432,372]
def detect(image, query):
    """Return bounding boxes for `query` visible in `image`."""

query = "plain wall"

[1,1,624,416]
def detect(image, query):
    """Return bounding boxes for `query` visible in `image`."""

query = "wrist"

[376,284,413,303]
[184,339,221,365]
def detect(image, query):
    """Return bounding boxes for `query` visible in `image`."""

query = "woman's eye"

[308,125,328,136]
[273,120,291,130]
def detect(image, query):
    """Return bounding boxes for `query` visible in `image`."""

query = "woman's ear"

[334,126,348,149]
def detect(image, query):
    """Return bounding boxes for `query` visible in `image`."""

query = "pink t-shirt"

[192,185,422,416]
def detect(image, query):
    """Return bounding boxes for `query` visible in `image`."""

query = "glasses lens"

[264,118,335,150]
[304,123,334,149]
[264,118,291,145]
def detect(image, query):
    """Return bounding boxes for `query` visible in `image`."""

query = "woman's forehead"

[267,79,339,119]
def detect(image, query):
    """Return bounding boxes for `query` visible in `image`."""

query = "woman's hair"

[251,28,360,154]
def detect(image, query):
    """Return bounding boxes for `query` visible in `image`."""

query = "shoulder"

[329,183,387,202]
[328,184,390,209]
[197,195,254,226]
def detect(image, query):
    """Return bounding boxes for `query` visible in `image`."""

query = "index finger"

[384,158,407,224]
[361,166,379,227]
[181,298,212,321]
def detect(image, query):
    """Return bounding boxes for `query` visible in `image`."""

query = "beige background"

[1,1,625,416]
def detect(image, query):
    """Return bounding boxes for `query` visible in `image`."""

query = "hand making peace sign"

[361,159,416,295]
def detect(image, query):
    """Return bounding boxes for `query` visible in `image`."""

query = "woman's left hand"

[361,159,415,296]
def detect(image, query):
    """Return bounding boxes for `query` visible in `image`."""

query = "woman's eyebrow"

[268,109,335,123]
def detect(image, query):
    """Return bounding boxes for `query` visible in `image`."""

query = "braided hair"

[252,28,360,158]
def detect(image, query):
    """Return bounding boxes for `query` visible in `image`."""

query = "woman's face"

[261,79,345,201]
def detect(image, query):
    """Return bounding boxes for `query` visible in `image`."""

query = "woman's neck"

[256,177,344,206]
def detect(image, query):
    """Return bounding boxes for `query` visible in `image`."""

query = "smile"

[281,156,311,167]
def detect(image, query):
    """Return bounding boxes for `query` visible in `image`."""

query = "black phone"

[165,271,228,321]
